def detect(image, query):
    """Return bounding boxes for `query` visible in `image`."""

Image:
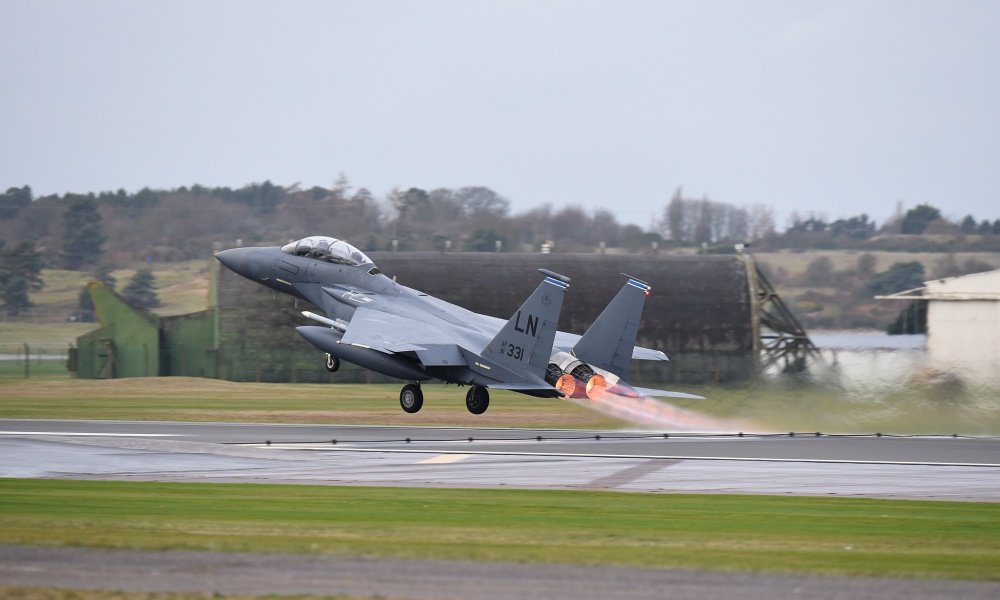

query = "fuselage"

[216,245,518,384]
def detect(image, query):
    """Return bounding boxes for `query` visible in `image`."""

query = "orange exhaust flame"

[566,379,751,432]
[555,373,577,397]
[585,374,607,398]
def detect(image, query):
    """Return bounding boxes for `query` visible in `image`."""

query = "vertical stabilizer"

[573,275,651,377]
[482,270,569,380]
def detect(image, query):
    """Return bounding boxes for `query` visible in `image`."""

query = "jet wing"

[340,307,454,353]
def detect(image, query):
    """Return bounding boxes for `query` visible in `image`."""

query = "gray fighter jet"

[216,235,697,414]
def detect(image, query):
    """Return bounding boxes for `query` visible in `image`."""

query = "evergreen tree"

[120,268,161,309]
[886,300,927,335]
[0,185,32,219]
[0,241,45,316]
[61,198,105,270]
[900,204,942,234]
[867,261,925,296]
[3,276,31,316]
[960,215,977,234]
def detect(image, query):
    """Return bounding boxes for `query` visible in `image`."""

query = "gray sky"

[2,0,998,228]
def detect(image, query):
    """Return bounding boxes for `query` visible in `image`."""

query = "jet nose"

[215,248,249,276]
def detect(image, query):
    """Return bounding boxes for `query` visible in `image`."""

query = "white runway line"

[246,444,1000,468]
[418,454,472,464]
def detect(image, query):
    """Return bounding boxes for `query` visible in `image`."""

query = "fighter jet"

[216,235,697,414]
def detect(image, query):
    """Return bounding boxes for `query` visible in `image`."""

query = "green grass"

[0,359,70,380]
[0,377,623,428]
[0,322,97,355]
[3,374,999,434]
[2,479,999,580]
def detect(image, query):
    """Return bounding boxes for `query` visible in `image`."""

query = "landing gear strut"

[465,386,489,414]
[325,353,340,373]
[400,383,424,413]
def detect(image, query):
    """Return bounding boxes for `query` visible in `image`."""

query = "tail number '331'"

[500,340,524,360]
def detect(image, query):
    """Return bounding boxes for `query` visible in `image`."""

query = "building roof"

[876,269,1000,301]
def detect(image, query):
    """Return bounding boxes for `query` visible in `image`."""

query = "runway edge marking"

[243,445,1000,468]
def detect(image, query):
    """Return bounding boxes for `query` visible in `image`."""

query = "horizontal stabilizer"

[631,347,669,361]
[632,387,706,400]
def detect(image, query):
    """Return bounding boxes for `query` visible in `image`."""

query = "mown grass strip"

[2,479,999,580]
[4,375,1000,434]
[0,378,622,428]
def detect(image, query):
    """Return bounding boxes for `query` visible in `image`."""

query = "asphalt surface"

[2,419,999,500]
[3,545,1000,600]
[3,419,1000,598]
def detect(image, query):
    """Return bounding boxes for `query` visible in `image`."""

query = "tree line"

[3,181,999,266]
[1,180,998,317]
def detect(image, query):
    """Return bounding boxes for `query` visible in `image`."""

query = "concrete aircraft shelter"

[74,251,806,385]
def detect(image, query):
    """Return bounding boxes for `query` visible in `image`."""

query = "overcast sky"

[2,0,998,228]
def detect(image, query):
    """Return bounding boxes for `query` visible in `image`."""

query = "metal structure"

[742,254,819,373]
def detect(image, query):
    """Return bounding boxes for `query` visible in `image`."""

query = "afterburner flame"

[585,374,607,397]
[567,379,748,431]
[555,373,577,396]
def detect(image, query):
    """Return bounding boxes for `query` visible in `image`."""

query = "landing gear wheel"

[400,383,424,413]
[465,386,490,415]
[325,354,340,373]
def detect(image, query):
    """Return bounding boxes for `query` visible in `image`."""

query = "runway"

[3,419,1000,500]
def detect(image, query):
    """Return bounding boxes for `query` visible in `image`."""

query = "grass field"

[2,374,998,434]
[0,377,625,428]
[0,373,997,433]
[2,479,999,581]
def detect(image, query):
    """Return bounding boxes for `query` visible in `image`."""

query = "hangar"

[72,251,812,385]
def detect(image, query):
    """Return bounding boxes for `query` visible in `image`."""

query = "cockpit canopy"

[280,236,374,267]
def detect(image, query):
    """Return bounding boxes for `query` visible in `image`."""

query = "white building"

[879,269,1000,383]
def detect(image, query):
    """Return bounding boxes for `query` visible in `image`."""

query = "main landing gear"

[397,383,490,415]
[325,353,340,373]
[400,383,424,413]
[465,386,489,415]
